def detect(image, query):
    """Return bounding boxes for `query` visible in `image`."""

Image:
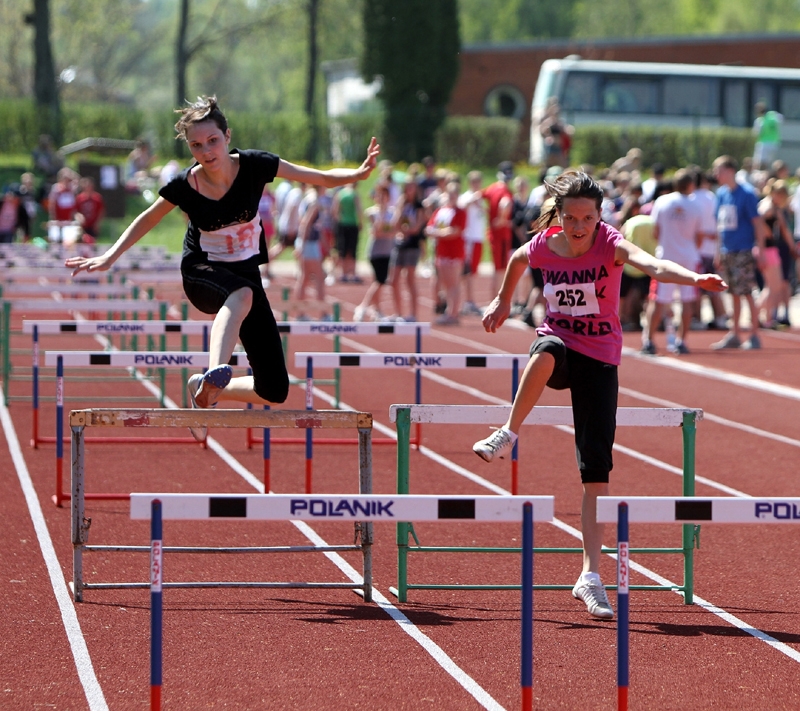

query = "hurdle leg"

[681,411,697,605]
[71,423,88,602]
[617,503,630,711]
[395,407,411,602]
[2,301,10,406]
[31,325,39,448]
[520,502,534,711]
[54,356,65,507]
[150,500,163,711]
[358,424,373,602]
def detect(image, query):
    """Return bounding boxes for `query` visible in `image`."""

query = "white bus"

[530,56,800,169]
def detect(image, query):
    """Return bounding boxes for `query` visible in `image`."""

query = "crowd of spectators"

[258,147,800,340]
[6,131,799,346]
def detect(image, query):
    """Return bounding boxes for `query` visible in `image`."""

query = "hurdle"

[45,352,250,506]
[69,408,376,603]
[599,497,800,711]
[1,297,172,404]
[296,352,533,488]
[134,494,554,711]
[246,321,430,448]
[24,320,212,444]
[388,404,703,604]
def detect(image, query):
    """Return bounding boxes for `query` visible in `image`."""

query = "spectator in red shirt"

[425,182,466,325]
[48,167,79,222]
[75,177,105,243]
[483,161,514,295]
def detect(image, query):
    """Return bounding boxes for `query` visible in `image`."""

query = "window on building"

[562,73,598,112]
[484,85,526,120]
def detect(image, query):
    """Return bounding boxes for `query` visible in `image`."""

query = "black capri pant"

[530,334,618,483]
[181,259,289,404]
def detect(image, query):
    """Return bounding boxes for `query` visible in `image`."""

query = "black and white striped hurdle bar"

[597,497,800,523]
[131,494,555,522]
[45,351,247,368]
[295,352,530,369]
[27,320,429,337]
[276,322,430,336]
[388,404,702,427]
[25,320,212,336]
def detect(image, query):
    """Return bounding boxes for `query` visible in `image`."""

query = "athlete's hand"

[64,252,114,276]
[356,137,381,180]
[481,296,510,333]
[695,273,727,292]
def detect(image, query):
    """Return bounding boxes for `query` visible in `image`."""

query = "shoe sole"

[195,365,233,408]
[472,445,493,462]
[572,589,615,619]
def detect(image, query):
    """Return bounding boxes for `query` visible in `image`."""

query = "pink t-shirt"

[526,221,624,366]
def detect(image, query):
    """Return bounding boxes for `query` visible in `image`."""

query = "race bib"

[543,281,600,317]
[199,214,261,262]
[717,204,738,233]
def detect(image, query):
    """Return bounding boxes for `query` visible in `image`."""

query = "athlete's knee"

[227,286,253,313]
[254,372,289,404]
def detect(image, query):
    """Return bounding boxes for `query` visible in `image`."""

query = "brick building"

[449,32,800,157]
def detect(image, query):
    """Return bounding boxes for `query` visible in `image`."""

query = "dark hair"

[174,95,229,141]
[535,170,604,230]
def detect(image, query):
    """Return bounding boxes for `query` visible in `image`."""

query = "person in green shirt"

[332,182,363,283]
[753,101,783,170]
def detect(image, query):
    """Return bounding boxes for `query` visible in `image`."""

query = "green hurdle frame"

[392,405,701,605]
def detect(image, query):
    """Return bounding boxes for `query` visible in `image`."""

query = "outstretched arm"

[64,197,175,276]
[616,239,727,291]
[277,137,380,189]
[482,245,531,332]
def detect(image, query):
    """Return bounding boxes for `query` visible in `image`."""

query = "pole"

[521,502,534,711]
[150,499,163,711]
[617,502,630,711]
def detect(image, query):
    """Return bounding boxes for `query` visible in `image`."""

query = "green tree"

[25,0,61,139]
[459,0,576,43]
[362,0,460,161]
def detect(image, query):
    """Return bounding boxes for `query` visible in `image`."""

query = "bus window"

[722,81,747,127]
[753,82,777,112]
[780,85,800,120]
[663,77,720,117]
[562,73,598,112]
[602,78,658,114]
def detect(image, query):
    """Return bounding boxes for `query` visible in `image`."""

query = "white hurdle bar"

[597,497,800,524]
[388,404,701,427]
[2,284,136,297]
[131,493,555,522]
[3,298,171,313]
[70,408,375,602]
[295,351,528,370]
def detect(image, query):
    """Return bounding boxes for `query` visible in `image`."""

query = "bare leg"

[209,287,252,369]
[217,375,272,405]
[643,299,663,346]
[581,482,609,574]
[504,352,555,433]
[679,300,695,342]
[730,295,743,338]
[406,267,418,319]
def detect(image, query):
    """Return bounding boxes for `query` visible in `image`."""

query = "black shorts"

[530,334,618,483]
[370,256,391,285]
[336,224,360,259]
[620,271,650,298]
[181,259,289,404]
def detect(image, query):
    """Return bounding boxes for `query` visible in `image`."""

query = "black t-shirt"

[159,148,280,267]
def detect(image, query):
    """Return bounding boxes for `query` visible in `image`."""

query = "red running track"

[1,271,799,710]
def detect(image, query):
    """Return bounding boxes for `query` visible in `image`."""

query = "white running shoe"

[472,427,517,462]
[572,573,615,619]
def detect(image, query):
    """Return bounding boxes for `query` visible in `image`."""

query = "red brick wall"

[449,34,800,159]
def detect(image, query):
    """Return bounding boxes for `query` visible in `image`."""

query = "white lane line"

[618,386,800,450]
[332,337,800,664]
[621,346,800,402]
[0,388,109,711]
